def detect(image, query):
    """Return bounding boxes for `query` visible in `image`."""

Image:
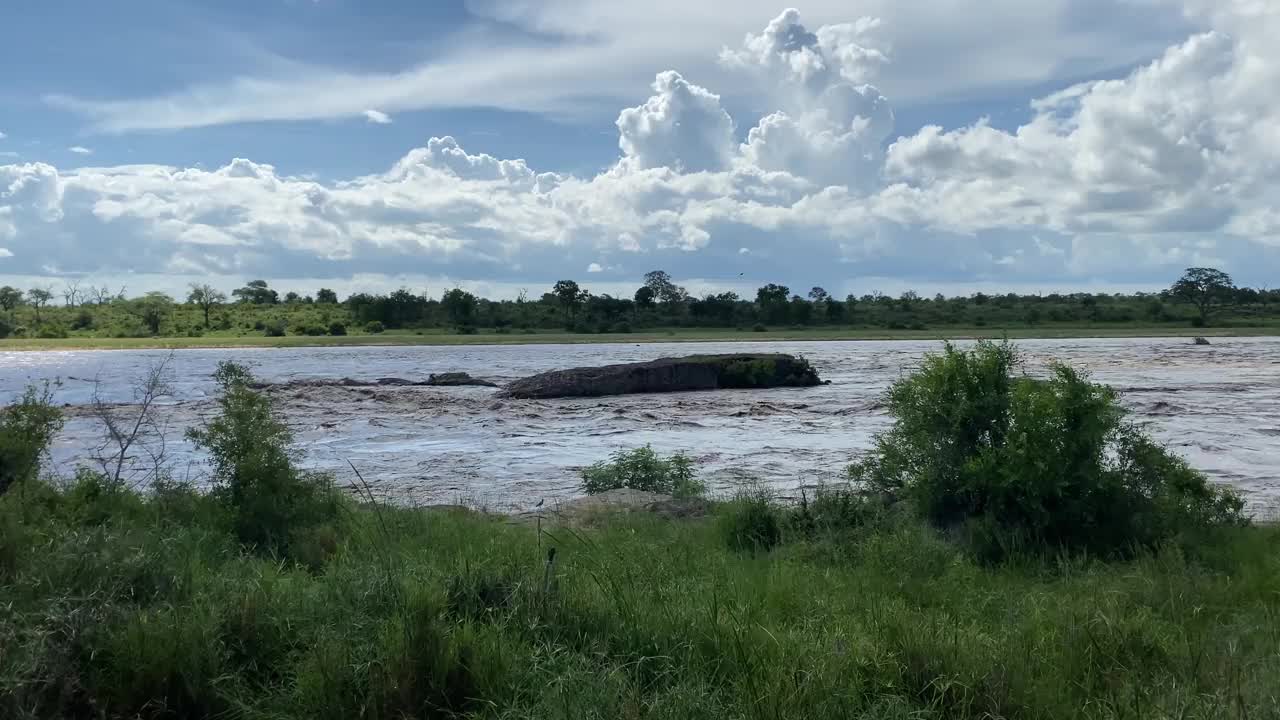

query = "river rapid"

[3,337,1278,516]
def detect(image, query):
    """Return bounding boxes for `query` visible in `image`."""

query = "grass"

[3,323,1276,351]
[2,482,1278,719]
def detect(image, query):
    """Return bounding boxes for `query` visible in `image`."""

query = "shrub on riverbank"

[581,445,705,498]
[850,340,1246,559]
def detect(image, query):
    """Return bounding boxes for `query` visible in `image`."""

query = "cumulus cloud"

[615,71,737,173]
[3,5,1280,290]
[68,146,93,155]
[363,109,392,124]
[0,248,12,258]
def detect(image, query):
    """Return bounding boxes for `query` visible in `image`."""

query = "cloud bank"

[5,4,1279,294]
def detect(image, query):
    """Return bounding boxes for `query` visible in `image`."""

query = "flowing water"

[3,337,1279,516]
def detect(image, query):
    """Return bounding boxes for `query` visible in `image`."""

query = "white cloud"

[46,1,1195,133]
[616,71,736,173]
[0,131,7,139]
[0,248,12,258]
[363,109,392,124]
[4,5,1280,290]
[68,146,93,155]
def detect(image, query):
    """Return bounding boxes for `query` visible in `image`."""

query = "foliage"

[185,362,342,557]
[232,279,279,305]
[1168,267,1236,325]
[263,319,287,337]
[0,383,63,497]
[6,267,1280,344]
[327,321,347,336]
[364,320,385,334]
[1,442,1278,718]
[717,488,783,552]
[851,340,1246,558]
[580,445,705,498]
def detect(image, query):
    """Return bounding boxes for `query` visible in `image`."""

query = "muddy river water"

[3,337,1279,516]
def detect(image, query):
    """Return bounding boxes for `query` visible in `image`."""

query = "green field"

[2,323,1274,351]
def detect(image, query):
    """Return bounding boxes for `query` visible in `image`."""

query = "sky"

[1,0,1278,300]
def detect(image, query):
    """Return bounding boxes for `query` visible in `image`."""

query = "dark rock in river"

[426,372,498,387]
[1193,337,1212,346]
[500,353,825,399]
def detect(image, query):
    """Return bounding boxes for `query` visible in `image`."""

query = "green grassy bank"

[2,482,1278,720]
[2,323,1274,351]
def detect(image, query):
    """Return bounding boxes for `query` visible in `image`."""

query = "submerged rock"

[500,353,825,399]
[1193,337,1212,346]
[253,372,498,390]
[426,372,498,387]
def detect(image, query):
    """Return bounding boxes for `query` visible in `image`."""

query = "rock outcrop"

[499,353,824,399]
[1193,337,1212,346]
[253,372,497,390]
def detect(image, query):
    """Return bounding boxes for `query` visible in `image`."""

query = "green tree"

[232,279,279,305]
[315,288,338,304]
[187,283,227,329]
[1169,267,1236,325]
[634,285,656,309]
[644,270,687,305]
[755,283,790,324]
[0,286,22,320]
[135,292,174,335]
[807,287,829,303]
[441,288,478,330]
[27,287,53,325]
[553,280,586,324]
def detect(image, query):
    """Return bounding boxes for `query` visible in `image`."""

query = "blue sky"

[2,0,1276,298]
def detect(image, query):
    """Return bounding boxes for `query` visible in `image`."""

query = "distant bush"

[328,321,347,336]
[1190,316,1207,328]
[581,445,705,498]
[263,320,287,337]
[186,327,204,338]
[609,321,632,334]
[364,320,385,334]
[0,383,63,497]
[718,488,782,552]
[71,309,95,330]
[851,340,1246,559]
[295,325,326,337]
[752,324,767,332]
[186,362,342,559]
[0,319,11,339]
[36,324,69,339]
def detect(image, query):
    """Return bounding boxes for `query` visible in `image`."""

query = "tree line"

[0,267,1272,339]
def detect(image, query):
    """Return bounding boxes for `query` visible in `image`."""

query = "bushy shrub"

[328,321,347,336]
[0,383,63,497]
[581,445,705,498]
[851,340,1245,558]
[295,325,326,337]
[0,318,11,339]
[263,319,287,337]
[364,320,385,334]
[186,362,341,558]
[609,321,632,334]
[718,488,782,552]
[71,309,95,330]
[36,324,69,339]
[787,483,895,541]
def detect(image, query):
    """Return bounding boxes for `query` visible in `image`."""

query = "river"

[2,337,1278,516]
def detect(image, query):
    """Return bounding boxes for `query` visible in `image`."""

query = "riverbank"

[2,483,1277,720]
[2,323,1275,351]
